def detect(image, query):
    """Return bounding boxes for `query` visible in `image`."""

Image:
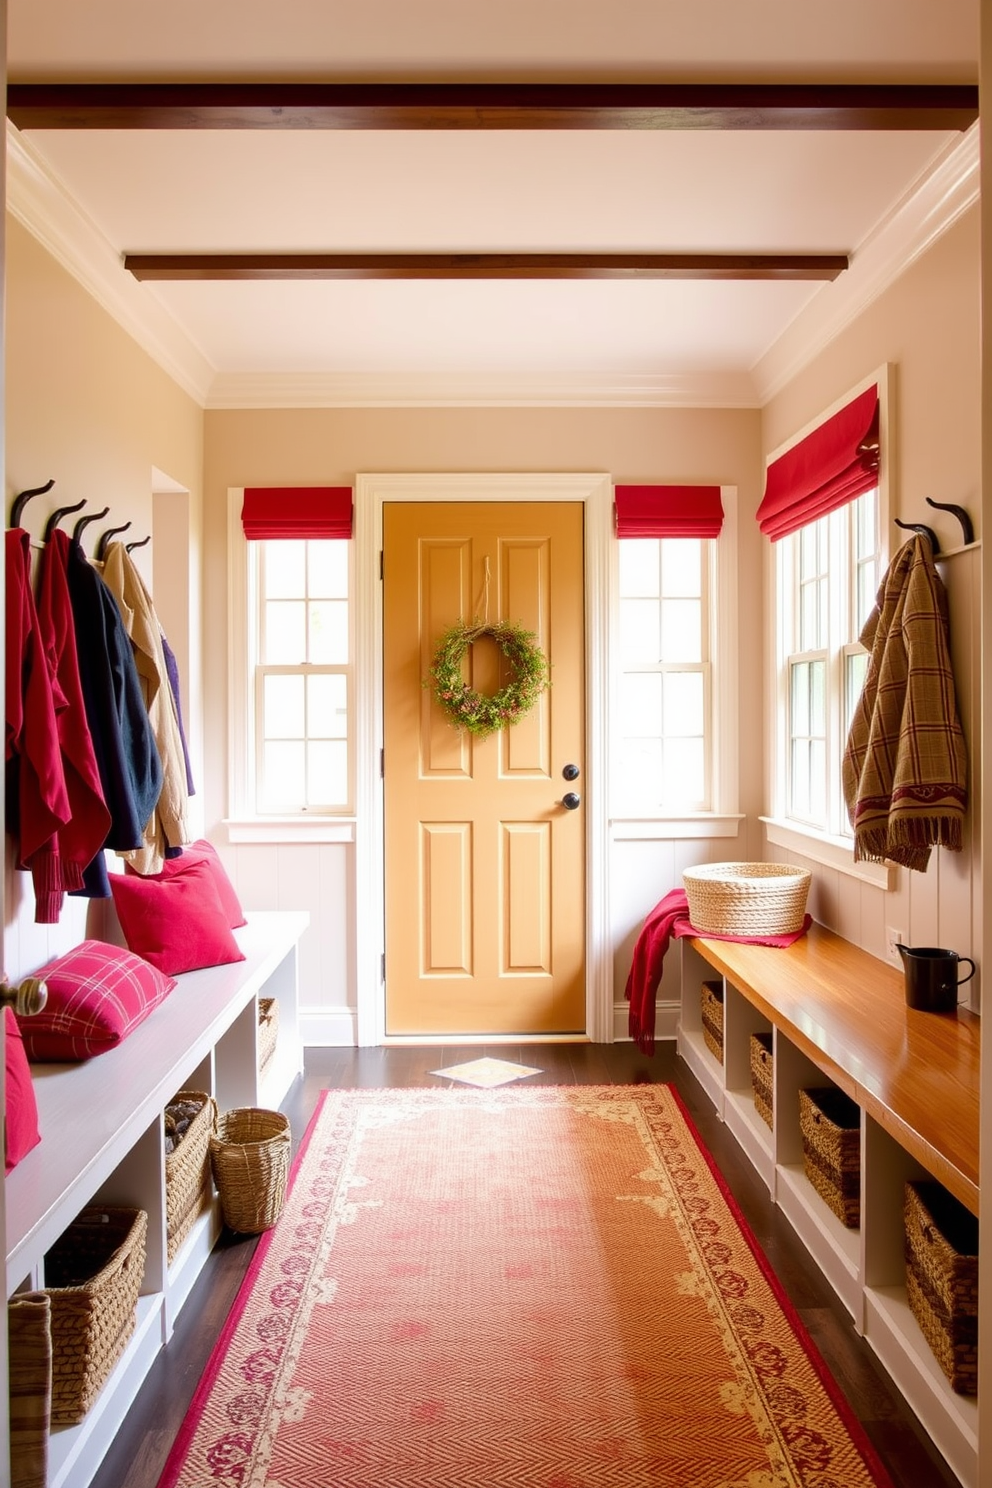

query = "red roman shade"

[757,386,879,541]
[241,486,353,540]
[614,485,724,539]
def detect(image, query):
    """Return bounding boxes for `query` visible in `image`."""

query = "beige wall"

[760,206,982,984]
[4,217,204,979]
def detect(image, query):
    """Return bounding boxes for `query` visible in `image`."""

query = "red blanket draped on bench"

[625,889,811,1054]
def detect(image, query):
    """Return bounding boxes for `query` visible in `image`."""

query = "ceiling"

[5,1,981,409]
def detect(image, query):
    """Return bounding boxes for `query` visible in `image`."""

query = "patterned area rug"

[159,1085,893,1488]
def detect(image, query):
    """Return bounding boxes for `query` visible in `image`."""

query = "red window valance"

[614,485,724,539]
[757,386,879,541]
[241,486,353,540]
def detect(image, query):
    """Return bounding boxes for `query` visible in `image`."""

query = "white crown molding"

[6,125,216,406]
[204,368,759,410]
[8,119,978,413]
[752,123,980,405]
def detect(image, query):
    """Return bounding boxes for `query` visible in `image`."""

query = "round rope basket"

[683,862,811,937]
[209,1108,291,1235]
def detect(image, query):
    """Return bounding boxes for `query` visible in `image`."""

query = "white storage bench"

[5,909,309,1488]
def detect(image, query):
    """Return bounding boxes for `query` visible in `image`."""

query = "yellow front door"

[383,501,585,1037]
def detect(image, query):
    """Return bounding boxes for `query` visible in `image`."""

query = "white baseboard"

[300,1007,358,1046]
[612,1000,679,1043]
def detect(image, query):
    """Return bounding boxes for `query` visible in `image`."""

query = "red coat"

[34,529,111,919]
[5,528,71,918]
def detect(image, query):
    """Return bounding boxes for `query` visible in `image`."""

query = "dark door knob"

[562,792,581,811]
[562,763,580,781]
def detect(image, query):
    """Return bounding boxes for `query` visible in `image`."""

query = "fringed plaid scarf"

[842,535,967,873]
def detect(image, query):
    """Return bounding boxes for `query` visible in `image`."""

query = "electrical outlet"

[886,926,905,966]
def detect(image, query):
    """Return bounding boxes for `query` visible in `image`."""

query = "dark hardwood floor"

[91,1042,960,1488]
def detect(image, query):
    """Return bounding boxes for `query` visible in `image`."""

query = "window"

[615,535,714,813]
[777,487,880,836]
[250,538,352,813]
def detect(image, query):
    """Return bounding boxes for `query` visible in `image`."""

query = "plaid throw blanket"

[842,535,967,873]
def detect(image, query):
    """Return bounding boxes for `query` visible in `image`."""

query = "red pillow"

[5,1008,41,1170]
[17,940,177,1062]
[110,860,246,976]
[125,839,246,927]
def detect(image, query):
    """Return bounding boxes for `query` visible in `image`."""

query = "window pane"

[308,540,349,598]
[308,599,349,663]
[618,540,660,597]
[307,741,348,806]
[809,739,827,824]
[800,579,821,651]
[660,599,701,662]
[263,542,306,598]
[661,738,705,807]
[846,651,868,729]
[308,673,348,738]
[660,539,701,598]
[791,739,811,819]
[620,673,663,736]
[618,738,664,801]
[809,658,826,735]
[264,600,306,663]
[260,741,305,810]
[663,672,704,736]
[263,674,304,738]
[620,598,661,664]
[791,661,810,734]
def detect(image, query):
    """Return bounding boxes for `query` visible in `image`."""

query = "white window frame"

[761,366,896,887]
[226,488,356,843]
[610,485,741,839]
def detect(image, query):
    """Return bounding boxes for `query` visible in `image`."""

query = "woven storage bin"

[8,1292,51,1488]
[258,997,280,1073]
[683,861,811,936]
[750,1032,774,1129]
[799,1087,861,1228]
[210,1108,291,1235]
[165,1091,217,1265]
[700,979,724,1064]
[44,1207,147,1425]
[904,1180,979,1394]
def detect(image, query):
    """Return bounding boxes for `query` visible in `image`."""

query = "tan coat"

[101,542,190,873]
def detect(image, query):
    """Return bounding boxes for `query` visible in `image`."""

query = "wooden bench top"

[690,922,980,1215]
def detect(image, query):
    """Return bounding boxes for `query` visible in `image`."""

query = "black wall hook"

[10,478,55,529]
[894,518,941,555]
[926,497,974,548]
[73,506,110,543]
[44,499,87,542]
[125,535,151,553]
[96,521,132,560]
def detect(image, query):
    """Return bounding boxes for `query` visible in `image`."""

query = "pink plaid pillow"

[18,940,177,1061]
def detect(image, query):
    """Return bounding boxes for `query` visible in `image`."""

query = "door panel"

[383,501,584,1036]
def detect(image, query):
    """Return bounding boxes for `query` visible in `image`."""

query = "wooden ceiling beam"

[124,252,849,282]
[7,83,979,132]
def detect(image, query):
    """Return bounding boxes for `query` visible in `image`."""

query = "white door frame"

[354,472,614,1046]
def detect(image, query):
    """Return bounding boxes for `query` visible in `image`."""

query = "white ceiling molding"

[204,368,759,410]
[752,124,979,404]
[5,124,216,406]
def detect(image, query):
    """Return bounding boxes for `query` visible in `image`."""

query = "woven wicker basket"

[749,1032,774,1129]
[165,1091,217,1264]
[683,862,811,936]
[210,1108,291,1235]
[700,979,724,1063]
[8,1292,51,1488]
[44,1207,147,1425]
[258,997,280,1073]
[799,1087,861,1228]
[904,1180,978,1394]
